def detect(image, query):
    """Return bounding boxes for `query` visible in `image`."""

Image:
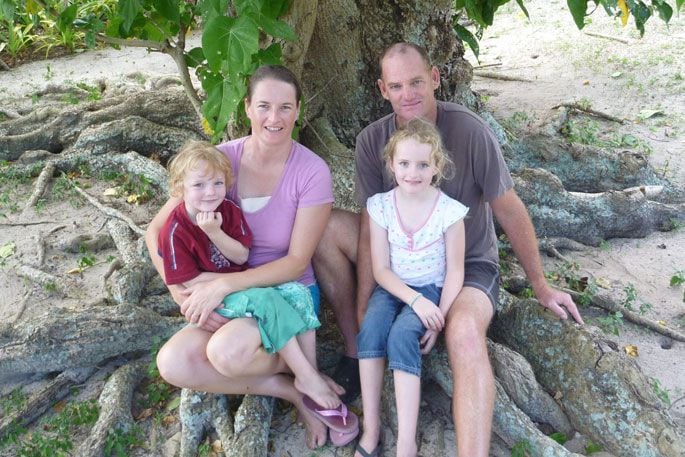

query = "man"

[313,42,584,456]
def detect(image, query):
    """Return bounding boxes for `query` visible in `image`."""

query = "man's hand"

[196,211,222,236]
[535,285,585,325]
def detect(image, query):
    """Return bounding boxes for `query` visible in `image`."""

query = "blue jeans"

[356,284,441,377]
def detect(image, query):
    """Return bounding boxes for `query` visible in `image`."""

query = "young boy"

[157,140,341,409]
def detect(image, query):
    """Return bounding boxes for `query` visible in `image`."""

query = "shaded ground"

[0,1,684,455]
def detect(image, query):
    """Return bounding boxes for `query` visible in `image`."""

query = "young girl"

[355,118,468,457]
[157,140,342,410]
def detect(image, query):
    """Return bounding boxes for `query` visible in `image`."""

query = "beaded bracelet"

[408,292,423,308]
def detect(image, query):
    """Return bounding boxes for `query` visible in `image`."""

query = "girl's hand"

[201,312,231,333]
[412,296,444,331]
[196,211,222,236]
[420,329,440,354]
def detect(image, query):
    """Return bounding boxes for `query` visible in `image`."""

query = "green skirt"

[217,281,320,353]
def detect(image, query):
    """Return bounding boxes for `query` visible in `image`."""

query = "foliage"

[142,335,173,408]
[510,439,532,457]
[652,378,671,405]
[103,425,143,457]
[0,0,296,141]
[452,0,682,59]
[670,269,685,287]
[8,400,99,457]
[585,439,603,454]
[597,310,624,335]
[549,432,568,444]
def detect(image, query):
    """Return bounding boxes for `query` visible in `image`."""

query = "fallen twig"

[562,287,685,342]
[473,70,533,82]
[474,62,503,69]
[583,31,630,44]
[70,182,146,237]
[102,258,123,289]
[0,221,57,226]
[11,290,31,324]
[24,163,56,209]
[553,102,625,123]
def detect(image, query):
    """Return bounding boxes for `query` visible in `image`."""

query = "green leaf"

[567,0,588,29]
[453,22,480,60]
[202,15,259,73]
[152,0,179,23]
[654,0,673,22]
[257,15,297,40]
[166,396,181,411]
[261,0,292,18]
[515,0,530,18]
[637,108,663,119]
[0,0,16,21]
[0,242,16,259]
[118,0,144,34]
[630,1,651,36]
[464,0,486,27]
[676,0,684,13]
[234,0,260,15]
[610,71,622,77]
[56,3,77,34]
[185,46,205,67]
[253,43,282,66]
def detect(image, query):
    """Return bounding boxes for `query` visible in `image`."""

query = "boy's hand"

[196,211,222,235]
[412,296,444,331]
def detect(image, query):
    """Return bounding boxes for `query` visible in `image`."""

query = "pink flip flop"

[302,395,359,434]
[329,425,359,447]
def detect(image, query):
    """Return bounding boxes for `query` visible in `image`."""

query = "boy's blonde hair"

[383,117,453,185]
[168,140,233,198]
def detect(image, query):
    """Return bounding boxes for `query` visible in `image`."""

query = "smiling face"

[182,161,227,220]
[245,78,299,147]
[389,137,438,196]
[378,47,441,127]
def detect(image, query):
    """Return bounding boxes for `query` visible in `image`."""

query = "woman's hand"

[180,278,231,327]
[412,296,445,331]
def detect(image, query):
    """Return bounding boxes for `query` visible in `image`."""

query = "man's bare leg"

[445,287,495,457]
[313,209,360,357]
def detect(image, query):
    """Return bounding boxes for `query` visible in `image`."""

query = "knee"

[206,337,249,378]
[314,210,358,260]
[156,342,194,387]
[445,314,487,359]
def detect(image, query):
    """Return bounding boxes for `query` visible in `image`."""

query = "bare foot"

[294,373,341,409]
[296,401,328,450]
[355,430,381,457]
[322,373,346,396]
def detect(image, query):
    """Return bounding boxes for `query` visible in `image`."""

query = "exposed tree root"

[225,395,275,457]
[23,163,55,210]
[0,303,185,381]
[492,295,685,456]
[514,168,685,245]
[0,367,95,440]
[0,87,202,160]
[15,263,69,295]
[178,390,234,457]
[0,106,20,119]
[0,220,57,226]
[424,345,581,456]
[488,341,573,436]
[76,360,146,457]
[562,287,685,342]
[71,183,146,237]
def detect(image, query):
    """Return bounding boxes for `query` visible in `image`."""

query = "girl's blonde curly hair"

[167,140,233,198]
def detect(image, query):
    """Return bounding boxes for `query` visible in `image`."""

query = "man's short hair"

[379,42,432,76]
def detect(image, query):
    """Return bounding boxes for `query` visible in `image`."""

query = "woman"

[145,65,342,449]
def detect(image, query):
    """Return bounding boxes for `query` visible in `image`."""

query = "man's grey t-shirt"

[355,101,514,266]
